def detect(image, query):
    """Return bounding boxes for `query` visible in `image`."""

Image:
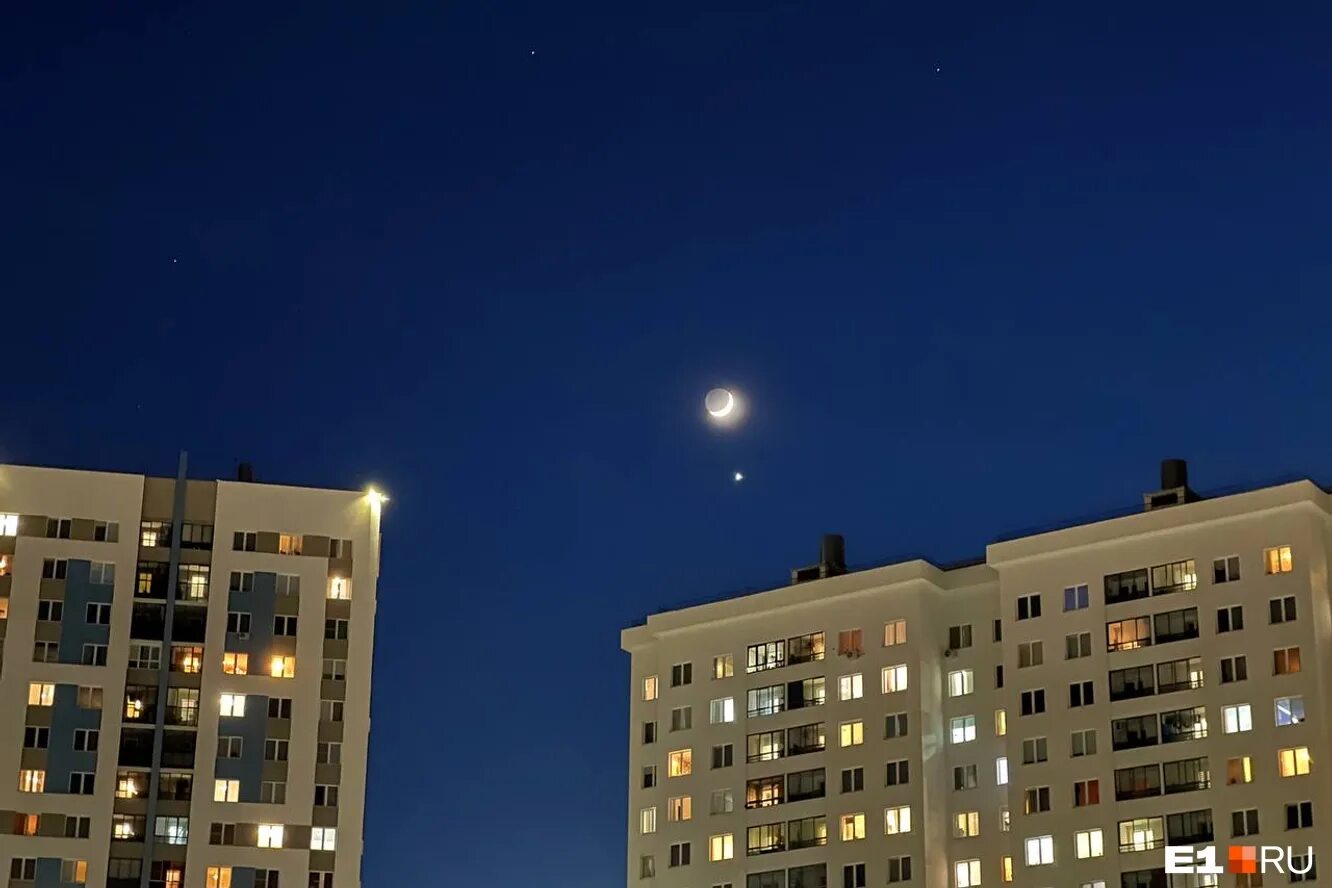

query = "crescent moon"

[707,390,735,418]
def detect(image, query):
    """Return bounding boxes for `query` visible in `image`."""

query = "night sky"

[5,3,1332,884]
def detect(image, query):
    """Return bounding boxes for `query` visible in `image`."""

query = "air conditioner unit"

[943,648,957,658]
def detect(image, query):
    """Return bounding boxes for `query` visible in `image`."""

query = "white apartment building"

[0,459,381,888]
[623,461,1329,888]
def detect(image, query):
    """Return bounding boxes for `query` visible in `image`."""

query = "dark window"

[1156,657,1203,693]
[786,723,826,756]
[671,662,692,687]
[1213,556,1240,584]
[1154,607,1199,643]
[786,768,826,802]
[1286,801,1313,830]
[885,759,909,786]
[884,713,908,738]
[1120,868,1167,888]
[840,767,863,793]
[1162,756,1211,794]
[1105,568,1150,605]
[1114,764,1162,801]
[841,863,866,888]
[1019,689,1045,716]
[1016,594,1041,620]
[993,619,1002,642]
[948,624,972,649]
[887,857,912,883]
[1220,655,1248,684]
[1160,706,1208,743]
[712,744,734,769]
[747,871,785,888]
[1217,605,1243,633]
[1068,680,1094,707]
[1112,713,1159,750]
[1166,809,1213,844]
[788,632,825,665]
[788,862,826,888]
[1109,665,1155,701]
[1270,596,1297,624]
[1232,809,1260,837]
[788,817,829,852]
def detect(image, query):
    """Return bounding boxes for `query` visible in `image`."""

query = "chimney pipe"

[237,462,255,483]
[820,534,846,576]
[1160,459,1188,491]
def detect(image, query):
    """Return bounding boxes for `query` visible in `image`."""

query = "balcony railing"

[1157,675,1204,694]
[1115,784,1162,801]
[1164,777,1210,795]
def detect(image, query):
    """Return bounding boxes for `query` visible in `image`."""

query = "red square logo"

[1229,845,1257,874]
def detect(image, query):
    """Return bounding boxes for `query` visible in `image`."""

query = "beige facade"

[0,462,381,888]
[623,471,1331,888]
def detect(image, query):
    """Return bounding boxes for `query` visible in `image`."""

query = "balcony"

[1105,568,1150,606]
[787,785,826,803]
[1164,776,1210,795]
[1109,683,1155,703]
[1157,674,1204,694]
[1116,784,1162,801]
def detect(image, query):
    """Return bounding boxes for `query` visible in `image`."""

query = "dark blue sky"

[5,3,1332,883]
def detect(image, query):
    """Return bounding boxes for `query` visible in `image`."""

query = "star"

[935,66,941,73]
[733,471,744,483]
[530,50,536,56]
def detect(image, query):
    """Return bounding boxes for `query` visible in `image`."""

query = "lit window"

[19,814,37,836]
[667,796,692,821]
[0,514,17,535]
[708,833,734,861]
[953,811,980,838]
[840,720,864,747]
[1000,807,1010,832]
[18,770,44,792]
[213,779,240,802]
[327,575,351,600]
[884,805,912,835]
[0,555,9,578]
[205,868,233,888]
[222,653,248,675]
[883,619,907,646]
[712,654,733,679]
[839,673,864,700]
[1275,646,1302,675]
[27,682,55,707]
[270,656,296,678]
[643,676,658,701]
[154,816,189,845]
[1227,756,1254,785]
[116,773,142,798]
[219,694,246,717]
[173,645,203,674]
[1265,546,1293,574]
[59,860,87,884]
[954,859,982,888]
[278,534,303,555]
[1279,747,1312,777]
[839,813,866,841]
[1075,828,1104,858]
[948,669,975,697]
[257,823,284,848]
[668,749,692,777]
[640,807,656,834]
[995,710,1007,736]
[709,698,735,724]
[1223,703,1253,734]
[1024,834,1054,866]
[882,664,908,693]
[1276,695,1306,726]
[950,716,977,744]
[1002,856,1013,883]
[995,757,1009,785]
[310,827,336,851]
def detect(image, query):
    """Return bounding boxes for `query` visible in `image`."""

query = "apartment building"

[622,461,1330,888]
[0,459,382,888]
